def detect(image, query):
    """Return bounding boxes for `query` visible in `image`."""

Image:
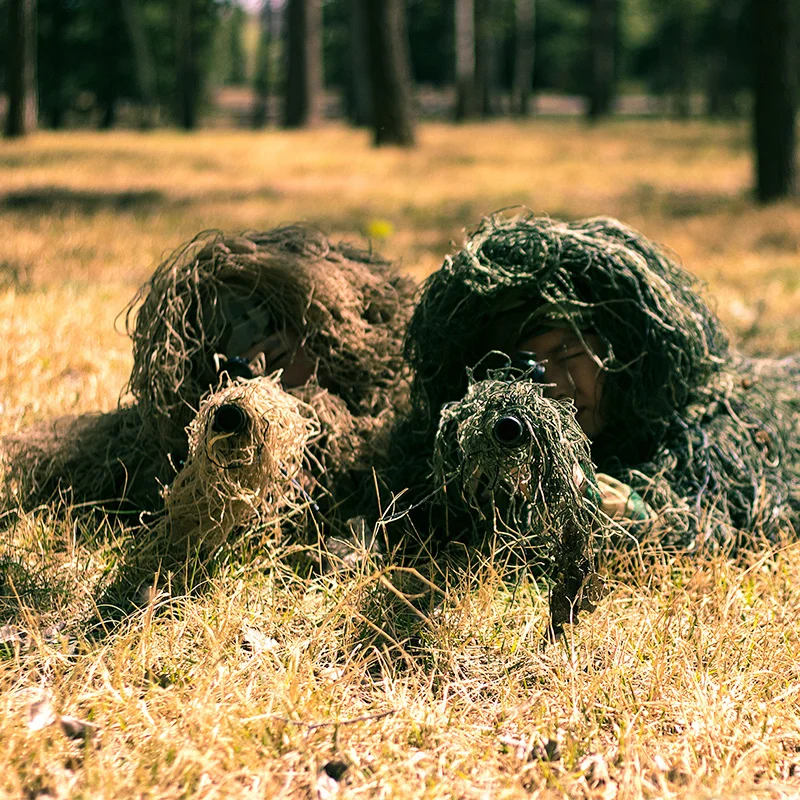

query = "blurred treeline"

[0,0,754,129]
[1,0,796,199]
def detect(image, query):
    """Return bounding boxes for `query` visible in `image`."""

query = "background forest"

[2,0,797,199]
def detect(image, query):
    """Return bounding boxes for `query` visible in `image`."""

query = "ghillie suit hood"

[127,226,415,475]
[397,213,799,550]
[4,226,415,519]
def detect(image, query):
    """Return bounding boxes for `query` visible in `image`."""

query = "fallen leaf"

[27,696,58,731]
[60,715,99,741]
[242,625,278,655]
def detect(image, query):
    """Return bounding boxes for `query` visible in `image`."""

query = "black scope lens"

[492,414,528,447]
[512,351,547,383]
[212,403,248,434]
[221,356,254,380]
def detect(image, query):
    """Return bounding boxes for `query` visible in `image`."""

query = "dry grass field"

[1,120,799,799]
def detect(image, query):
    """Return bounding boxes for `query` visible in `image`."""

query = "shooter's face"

[242,329,317,388]
[515,327,607,440]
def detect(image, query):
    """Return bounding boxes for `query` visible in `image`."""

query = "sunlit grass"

[1,121,799,798]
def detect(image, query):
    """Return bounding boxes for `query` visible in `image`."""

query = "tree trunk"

[4,0,38,138]
[252,0,272,128]
[671,10,692,117]
[347,0,373,126]
[364,0,415,146]
[705,0,741,117]
[475,0,500,117]
[753,0,797,202]
[176,0,199,129]
[283,0,323,128]
[511,0,535,116]
[454,0,477,119]
[42,0,68,129]
[587,0,616,120]
[120,0,158,128]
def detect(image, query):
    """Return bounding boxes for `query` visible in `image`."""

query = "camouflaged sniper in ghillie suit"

[397,213,800,552]
[5,226,415,524]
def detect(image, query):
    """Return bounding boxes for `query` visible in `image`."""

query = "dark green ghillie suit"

[394,213,799,555]
[4,226,415,525]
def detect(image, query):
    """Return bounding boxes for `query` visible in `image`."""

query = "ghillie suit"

[3,226,414,523]
[126,226,415,511]
[1,406,160,515]
[395,213,800,552]
[432,371,604,633]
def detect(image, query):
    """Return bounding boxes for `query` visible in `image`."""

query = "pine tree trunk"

[4,0,38,138]
[511,0,535,116]
[347,0,373,126]
[587,0,616,120]
[671,11,692,117]
[475,0,500,117]
[176,0,199,129]
[252,0,272,128]
[454,0,477,119]
[753,0,797,201]
[705,0,741,117]
[283,0,323,128]
[364,0,415,146]
[120,0,158,128]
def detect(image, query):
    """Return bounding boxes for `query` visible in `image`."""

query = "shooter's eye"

[492,414,529,447]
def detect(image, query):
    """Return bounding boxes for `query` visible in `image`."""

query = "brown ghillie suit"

[3,227,415,542]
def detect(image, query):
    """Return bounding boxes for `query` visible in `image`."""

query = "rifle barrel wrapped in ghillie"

[433,373,602,633]
[100,376,322,601]
[399,212,799,551]
[161,375,320,557]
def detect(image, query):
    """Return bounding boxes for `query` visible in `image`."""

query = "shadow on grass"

[0,187,167,214]
[624,183,747,218]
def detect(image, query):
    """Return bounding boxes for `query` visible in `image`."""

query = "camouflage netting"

[433,372,602,631]
[394,213,800,552]
[3,226,415,520]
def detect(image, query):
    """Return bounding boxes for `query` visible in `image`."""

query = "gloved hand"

[585,473,656,523]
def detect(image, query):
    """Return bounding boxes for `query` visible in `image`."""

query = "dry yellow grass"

[1,121,799,799]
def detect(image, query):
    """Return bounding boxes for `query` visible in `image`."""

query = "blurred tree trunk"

[364,0,415,146]
[283,0,323,128]
[4,0,38,138]
[346,0,373,127]
[175,0,199,129]
[671,8,692,117]
[120,0,158,128]
[705,0,742,116]
[252,0,273,127]
[455,0,477,119]
[753,0,797,201]
[227,5,247,85]
[511,0,535,116]
[97,4,125,130]
[587,0,617,120]
[475,0,500,117]
[42,0,67,129]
